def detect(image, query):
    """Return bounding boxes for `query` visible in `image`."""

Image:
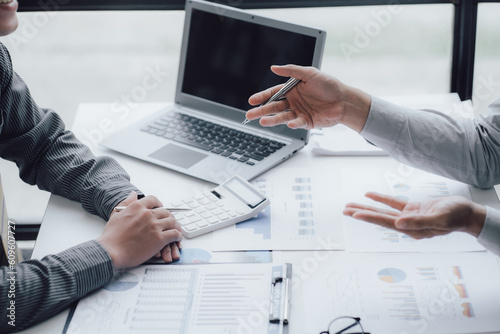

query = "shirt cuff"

[91,177,143,221]
[478,206,500,257]
[359,96,408,153]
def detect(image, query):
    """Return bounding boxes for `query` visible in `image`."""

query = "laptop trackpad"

[149,144,208,169]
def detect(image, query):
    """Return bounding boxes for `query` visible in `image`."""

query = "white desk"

[22,97,500,334]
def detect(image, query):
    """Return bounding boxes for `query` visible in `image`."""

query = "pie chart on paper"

[377,268,407,283]
[103,271,139,292]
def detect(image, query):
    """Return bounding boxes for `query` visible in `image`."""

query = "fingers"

[152,224,183,264]
[116,195,172,219]
[246,96,289,120]
[364,192,408,211]
[259,109,296,127]
[170,242,181,260]
[258,109,311,129]
[158,242,182,263]
[345,208,443,239]
[247,64,313,105]
[247,64,316,110]
[344,208,400,230]
[344,192,460,241]
[147,218,183,264]
[160,229,183,257]
[126,199,182,238]
[248,84,285,106]
[344,202,401,217]
[152,207,175,219]
[270,64,315,82]
[155,215,182,233]
[344,208,430,238]
[160,244,173,263]
[287,116,310,129]
[247,99,311,129]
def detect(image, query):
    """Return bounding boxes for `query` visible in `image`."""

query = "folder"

[65,262,292,333]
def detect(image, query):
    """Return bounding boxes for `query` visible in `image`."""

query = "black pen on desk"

[242,77,301,125]
[113,206,191,213]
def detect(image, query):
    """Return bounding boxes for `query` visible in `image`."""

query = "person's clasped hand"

[343,192,486,239]
[98,191,183,269]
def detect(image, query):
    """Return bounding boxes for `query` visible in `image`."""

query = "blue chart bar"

[300,219,314,226]
[299,229,315,235]
[236,206,272,239]
[236,178,271,239]
[295,177,311,183]
[295,194,312,200]
[293,177,315,236]
[298,211,314,217]
[292,185,312,191]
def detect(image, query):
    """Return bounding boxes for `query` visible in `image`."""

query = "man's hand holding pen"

[244,64,371,133]
[242,76,301,125]
[103,191,183,266]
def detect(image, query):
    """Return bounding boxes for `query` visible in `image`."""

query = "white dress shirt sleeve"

[479,207,500,257]
[360,96,500,189]
[360,95,500,256]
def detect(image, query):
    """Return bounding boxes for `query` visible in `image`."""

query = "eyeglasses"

[319,316,370,334]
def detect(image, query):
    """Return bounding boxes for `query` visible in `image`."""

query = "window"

[1,5,454,125]
[1,11,185,125]
[254,5,454,98]
[473,4,500,115]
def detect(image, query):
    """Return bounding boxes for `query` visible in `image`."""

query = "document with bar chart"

[65,263,291,334]
[211,167,344,251]
[341,167,485,252]
[302,252,500,334]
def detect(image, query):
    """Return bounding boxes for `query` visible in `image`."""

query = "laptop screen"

[181,8,317,112]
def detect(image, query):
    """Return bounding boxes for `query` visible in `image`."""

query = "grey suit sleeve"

[0,240,114,333]
[360,96,500,189]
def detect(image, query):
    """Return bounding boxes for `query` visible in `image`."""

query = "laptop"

[101,0,326,184]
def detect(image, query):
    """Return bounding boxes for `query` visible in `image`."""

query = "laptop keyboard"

[140,112,286,165]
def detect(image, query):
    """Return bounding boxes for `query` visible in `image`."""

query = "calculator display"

[223,177,266,209]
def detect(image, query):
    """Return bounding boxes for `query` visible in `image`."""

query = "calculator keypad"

[171,191,244,237]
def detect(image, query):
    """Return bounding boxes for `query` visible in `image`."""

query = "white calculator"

[169,176,270,238]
